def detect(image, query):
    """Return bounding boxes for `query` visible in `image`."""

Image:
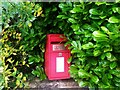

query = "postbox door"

[50,52,70,78]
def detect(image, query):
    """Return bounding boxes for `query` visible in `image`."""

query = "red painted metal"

[45,34,70,80]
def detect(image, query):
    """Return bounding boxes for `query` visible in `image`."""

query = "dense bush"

[0,1,120,89]
[1,2,47,89]
[57,2,120,88]
[1,2,63,89]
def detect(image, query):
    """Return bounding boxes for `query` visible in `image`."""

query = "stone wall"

[29,78,89,90]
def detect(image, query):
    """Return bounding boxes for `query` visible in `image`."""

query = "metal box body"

[45,34,70,80]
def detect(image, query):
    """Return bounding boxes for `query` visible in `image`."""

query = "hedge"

[0,1,120,89]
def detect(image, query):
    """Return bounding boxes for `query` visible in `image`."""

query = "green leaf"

[93,71,102,78]
[77,50,85,57]
[12,71,17,77]
[17,73,23,79]
[0,66,3,74]
[89,8,99,15]
[84,63,91,71]
[62,16,68,19]
[98,82,110,88]
[109,70,120,77]
[108,16,120,23]
[30,17,36,22]
[101,26,110,34]
[16,80,20,86]
[115,82,120,87]
[32,70,39,76]
[71,24,80,31]
[106,52,112,58]
[68,18,77,23]
[70,7,82,13]
[93,49,101,57]
[99,15,106,19]
[57,15,65,18]
[82,24,95,31]
[93,30,109,41]
[30,29,34,35]
[91,76,99,84]
[106,53,117,61]
[71,41,77,48]
[107,74,113,79]
[77,41,81,50]
[89,15,100,19]
[100,60,110,68]
[52,7,57,11]
[4,23,9,29]
[26,21,32,27]
[84,31,91,38]
[101,54,106,60]
[110,62,117,69]
[71,49,80,54]
[68,57,72,63]
[79,81,88,87]
[115,0,120,3]
[112,7,120,14]
[90,59,97,66]
[58,3,64,9]
[0,86,4,90]
[78,69,90,78]
[103,46,112,52]
[93,31,107,38]
[57,15,68,19]
[94,66,103,72]
[114,77,120,83]
[82,42,94,49]
[70,65,78,72]
[0,61,2,66]
[102,75,110,86]
[95,2,106,6]
[69,65,78,75]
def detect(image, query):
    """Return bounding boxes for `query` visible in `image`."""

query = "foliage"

[1,1,63,89]
[57,2,120,88]
[1,2,46,89]
[1,1,120,89]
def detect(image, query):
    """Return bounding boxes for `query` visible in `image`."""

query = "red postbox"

[45,34,70,80]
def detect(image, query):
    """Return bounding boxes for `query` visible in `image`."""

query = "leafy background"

[0,1,120,89]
